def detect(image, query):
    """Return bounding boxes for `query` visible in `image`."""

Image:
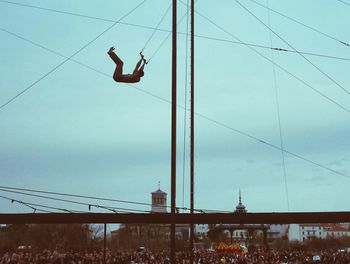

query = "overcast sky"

[0,0,349,215]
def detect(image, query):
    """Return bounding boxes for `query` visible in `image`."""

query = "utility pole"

[170,0,177,264]
[190,0,195,263]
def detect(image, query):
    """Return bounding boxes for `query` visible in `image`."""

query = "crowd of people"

[0,249,350,264]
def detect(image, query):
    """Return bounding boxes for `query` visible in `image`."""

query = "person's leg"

[108,47,123,65]
[108,47,124,82]
[113,63,123,82]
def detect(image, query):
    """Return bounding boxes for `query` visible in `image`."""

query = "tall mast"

[190,0,195,263]
[170,0,177,263]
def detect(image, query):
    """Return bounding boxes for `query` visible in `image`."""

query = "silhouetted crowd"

[1,249,350,264]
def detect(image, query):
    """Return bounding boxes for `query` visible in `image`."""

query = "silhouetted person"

[108,47,146,83]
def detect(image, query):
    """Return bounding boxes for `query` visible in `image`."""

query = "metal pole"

[190,0,195,263]
[171,0,177,264]
[103,223,107,264]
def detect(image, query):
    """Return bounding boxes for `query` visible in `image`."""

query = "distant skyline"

[0,0,349,215]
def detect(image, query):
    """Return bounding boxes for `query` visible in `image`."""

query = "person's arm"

[139,62,145,72]
[133,53,144,74]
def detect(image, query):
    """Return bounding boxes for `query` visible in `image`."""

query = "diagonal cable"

[249,0,350,47]
[266,0,290,211]
[234,0,350,95]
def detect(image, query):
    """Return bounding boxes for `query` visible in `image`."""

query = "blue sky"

[0,0,349,215]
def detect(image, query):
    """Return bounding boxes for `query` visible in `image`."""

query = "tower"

[151,183,167,213]
[234,190,247,213]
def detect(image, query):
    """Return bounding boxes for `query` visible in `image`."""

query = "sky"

[0,0,349,216]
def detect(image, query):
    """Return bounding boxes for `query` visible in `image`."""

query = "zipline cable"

[234,0,350,95]
[0,0,147,111]
[249,0,350,47]
[266,0,290,211]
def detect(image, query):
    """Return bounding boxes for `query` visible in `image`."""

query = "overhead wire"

[1,1,349,62]
[0,188,152,213]
[233,0,350,95]
[0,185,153,207]
[0,0,147,111]
[0,194,90,213]
[179,1,350,114]
[249,0,350,47]
[0,186,198,213]
[265,0,290,211]
[1,25,349,183]
[0,195,53,213]
[0,185,240,214]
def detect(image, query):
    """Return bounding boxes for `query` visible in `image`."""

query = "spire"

[158,181,160,190]
[235,189,247,213]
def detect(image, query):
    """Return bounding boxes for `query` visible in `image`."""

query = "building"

[267,224,289,240]
[288,223,350,242]
[195,192,289,245]
[112,184,189,250]
[208,191,269,247]
[195,224,209,239]
[151,184,167,213]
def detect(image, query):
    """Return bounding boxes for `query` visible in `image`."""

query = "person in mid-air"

[108,47,146,83]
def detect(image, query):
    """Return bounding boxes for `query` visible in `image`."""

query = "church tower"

[234,190,247,213]
[151,182,167,213]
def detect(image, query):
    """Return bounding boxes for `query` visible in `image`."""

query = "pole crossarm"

[1,212,350,224]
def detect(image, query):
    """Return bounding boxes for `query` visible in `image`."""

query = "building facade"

[289,223,350,242]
